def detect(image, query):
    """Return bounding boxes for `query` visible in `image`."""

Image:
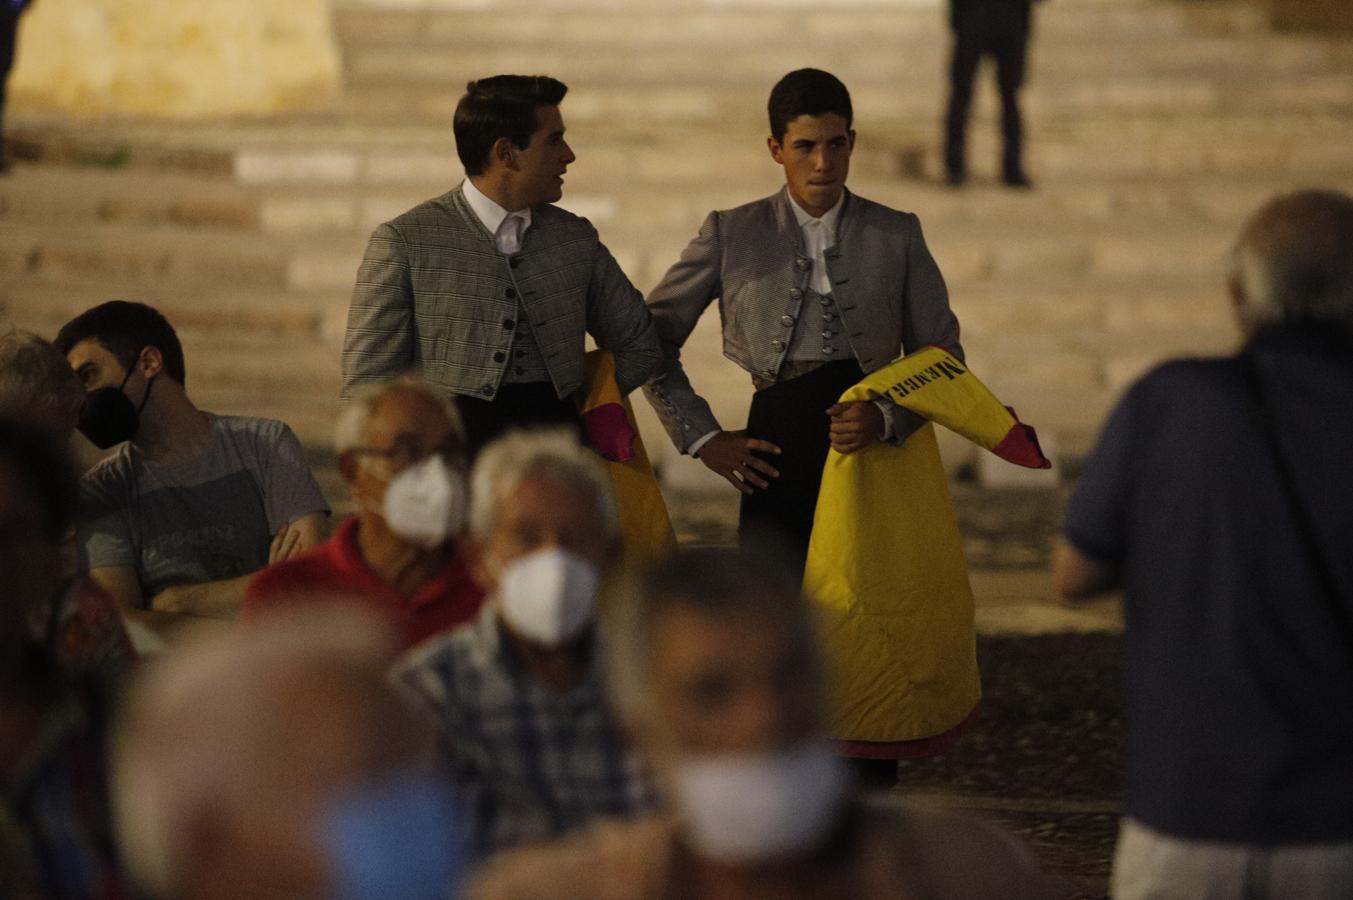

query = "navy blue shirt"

[1066,324,1353,843]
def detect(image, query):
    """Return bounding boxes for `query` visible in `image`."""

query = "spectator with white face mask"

[244,376,483,651]
[394,428,656,856]
[471,548,1067,900]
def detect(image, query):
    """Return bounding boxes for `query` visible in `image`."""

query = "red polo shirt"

[243,516,484,651]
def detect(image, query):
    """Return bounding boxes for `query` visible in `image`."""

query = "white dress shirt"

[463,177,532,254]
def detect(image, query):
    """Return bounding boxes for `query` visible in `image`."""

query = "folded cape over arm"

[806,346,1050,750]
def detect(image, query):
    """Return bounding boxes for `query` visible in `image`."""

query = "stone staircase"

[3,0,1353,484]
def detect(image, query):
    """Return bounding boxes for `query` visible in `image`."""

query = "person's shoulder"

[532,202,602,243]
[468,815,673,900]
[210,413,302,451]
[380,189,464,230]
[864,798,1070,899]
[843,192,921,233]
[78,447,136,503]
[712,192,781,227]
[1124,353,1240,407]
[394,607,492,684]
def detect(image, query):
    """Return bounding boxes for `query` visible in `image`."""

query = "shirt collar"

[462,177,532,237]
[787,190,844,234]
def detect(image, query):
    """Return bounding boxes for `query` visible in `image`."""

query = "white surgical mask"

[671,743,849,863]
[380,455,466,550]
[496,548,600,646]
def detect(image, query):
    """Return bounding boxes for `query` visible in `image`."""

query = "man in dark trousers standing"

[0,0,32,174]
[944,0,1038,188]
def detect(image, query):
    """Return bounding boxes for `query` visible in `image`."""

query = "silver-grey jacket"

[342,184,661,402]
[643,187,963,452]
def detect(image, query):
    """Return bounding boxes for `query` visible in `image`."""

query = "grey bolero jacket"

[642,187,963,453]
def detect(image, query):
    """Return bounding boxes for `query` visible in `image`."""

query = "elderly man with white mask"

[394,428,656,857]
[471,547,1067,899]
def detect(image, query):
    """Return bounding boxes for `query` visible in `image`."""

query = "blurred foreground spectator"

[54,301,329,637]
[472,548,1066,899]
[0,331,134,677]
[114,605,465,900]
[1055,190,1353,899]
[395,429,655,856]
[245,377,483,650]
[0,422,131,899]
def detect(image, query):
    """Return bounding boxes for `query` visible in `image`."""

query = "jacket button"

[822,330,835,339]
[821,346,836,355]
[506,287,517,299]
[819,296,830,306]
[780,315,795,328]
[514,367,525,376]
[770,339,785,352]
[481,384,494,396]
[823,311,836,321]
[493,351,506,363]
[502,318,515,329]
[789,288,803,300]
[794,257,811,271]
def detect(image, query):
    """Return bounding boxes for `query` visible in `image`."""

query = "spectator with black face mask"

[54,301,330,641]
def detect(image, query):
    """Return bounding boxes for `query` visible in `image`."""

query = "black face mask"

[77,366,154,449]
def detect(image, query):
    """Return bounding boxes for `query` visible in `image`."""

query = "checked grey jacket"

[342,184,661,402]
[643,187,964,453]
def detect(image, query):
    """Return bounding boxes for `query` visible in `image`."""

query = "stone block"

[12,0,340,118]
[235,151,361,186]
[259,197,357,235]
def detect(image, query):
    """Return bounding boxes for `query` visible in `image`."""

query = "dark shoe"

[845,756,898,790]
[945,170,966,188]
[1003,170,1033,189]
[0,159,11,176]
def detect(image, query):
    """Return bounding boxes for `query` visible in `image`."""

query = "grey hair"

[0,330,85,433]
[112,605,404,897]
[1229,189,1353,335]
[333,375,464,454]
[605,546,824,720]
[469,428,618,542]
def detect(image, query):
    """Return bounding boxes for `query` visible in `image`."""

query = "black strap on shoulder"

[1241,352,1353,643]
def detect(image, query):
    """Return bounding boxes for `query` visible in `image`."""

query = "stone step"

[14,105,1353,195]
[0,277,350,342]
[332,1,1268,49]
[0,225,368,298]
[341,34,1338,89]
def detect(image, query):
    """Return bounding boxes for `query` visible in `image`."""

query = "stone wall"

[10,0,341,118]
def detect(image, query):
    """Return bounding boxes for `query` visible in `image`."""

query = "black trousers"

[943,0,1033,181]
[455,383,581,460]
[739,361,864,583]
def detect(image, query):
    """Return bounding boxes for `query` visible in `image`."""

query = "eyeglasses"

[348,434,466,470]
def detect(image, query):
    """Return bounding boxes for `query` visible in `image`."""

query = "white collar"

[463,177,532,237]
[788,190,844,234]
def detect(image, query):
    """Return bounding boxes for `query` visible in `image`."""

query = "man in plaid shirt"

[394,430,654,856]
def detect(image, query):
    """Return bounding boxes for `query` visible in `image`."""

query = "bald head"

[1229,189,1353,335]
[115,606,441,899]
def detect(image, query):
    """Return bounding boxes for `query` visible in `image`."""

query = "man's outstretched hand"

[696,431,782,495]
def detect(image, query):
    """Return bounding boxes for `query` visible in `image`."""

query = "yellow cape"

[805,347,1049,743]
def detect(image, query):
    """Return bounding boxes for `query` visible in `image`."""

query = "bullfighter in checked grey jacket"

[343,75,660,455]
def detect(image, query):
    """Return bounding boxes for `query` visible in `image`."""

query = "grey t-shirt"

[78,414,330,600]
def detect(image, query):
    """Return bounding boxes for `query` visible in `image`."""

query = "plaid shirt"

[394,607,656,856]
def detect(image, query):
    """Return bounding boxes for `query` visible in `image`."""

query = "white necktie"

[497,213,527,255]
